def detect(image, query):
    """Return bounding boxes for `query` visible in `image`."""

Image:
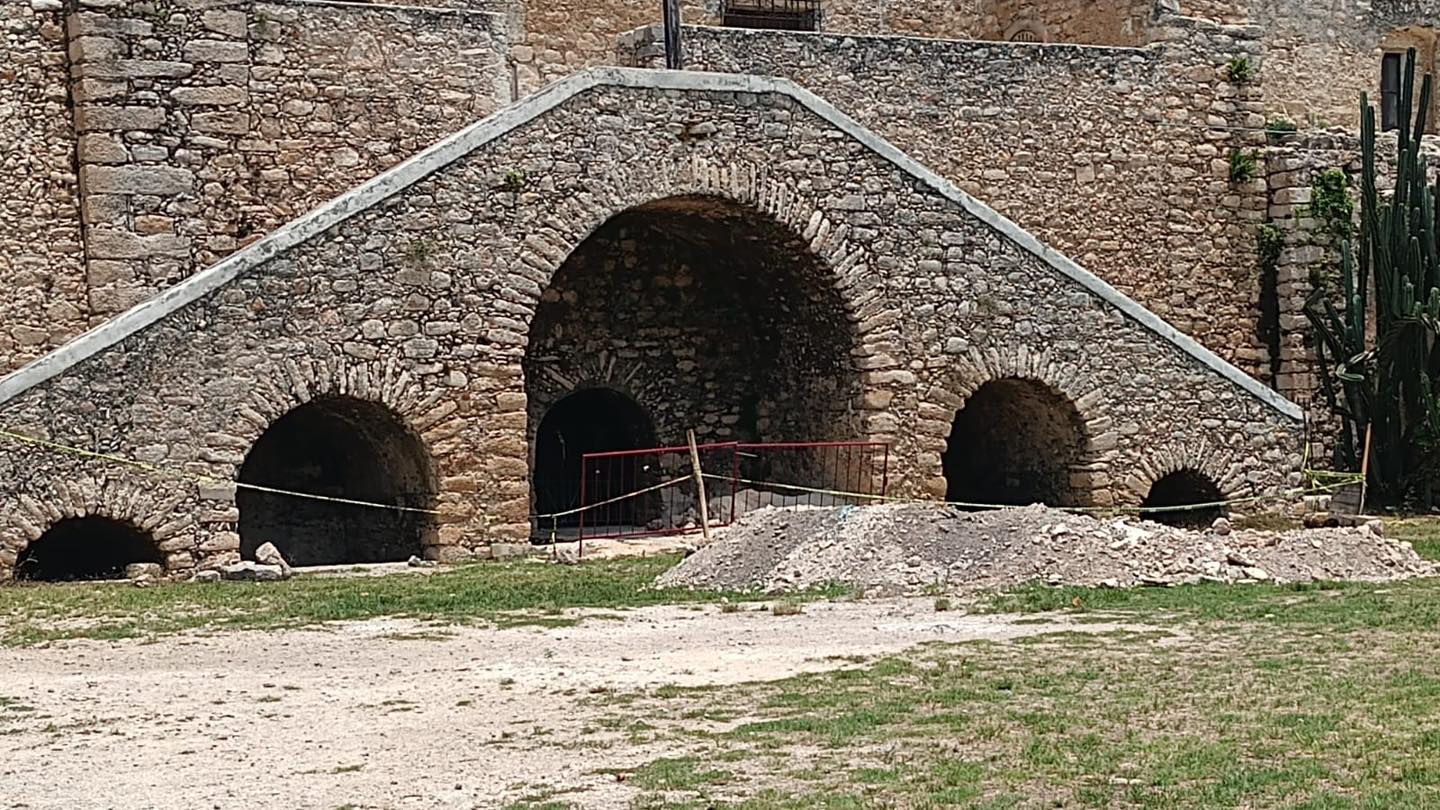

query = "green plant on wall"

[1265,117,1297,143]
[1229,148,1260,183]
[1309,168,1355,242]
[1257,222,1284,271]
[1304,48,1440,507]
[501,169,527,193]
[1227,57,1255,84]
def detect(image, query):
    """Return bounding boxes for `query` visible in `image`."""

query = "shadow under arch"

[237,395,438,566]
[943,376,1090,507]
[16,516,162,582]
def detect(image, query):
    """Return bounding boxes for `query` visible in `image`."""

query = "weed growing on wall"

[1227,57,1255,84]
[1229,149,1260,183]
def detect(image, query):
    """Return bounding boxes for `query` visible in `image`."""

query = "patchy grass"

[601,591,1440,808]
[1389,516,1440,560]
[0,555,844,647]
[985,576,1440,631]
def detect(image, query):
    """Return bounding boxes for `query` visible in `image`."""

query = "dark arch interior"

[943,378,1087,507]
[524,195,860,521]
[534,388,656,525]
[1141,469,1226,527]
[237,396,435,567]
[16,517,162,582]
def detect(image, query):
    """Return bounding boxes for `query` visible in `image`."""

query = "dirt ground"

[0,599,1137,809]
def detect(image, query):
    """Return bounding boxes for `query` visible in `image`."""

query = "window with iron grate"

[721,0,821,31]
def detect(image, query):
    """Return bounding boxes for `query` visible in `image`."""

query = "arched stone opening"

[523,195,860,518]
[533,388,657,524]
[237,395,436,567]
[1140,469,1225,528]
[943,378,1088,507]
[16,517,162,582]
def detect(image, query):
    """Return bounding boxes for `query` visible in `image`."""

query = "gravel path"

[0,598,1136,809]
[659,504,1436,594]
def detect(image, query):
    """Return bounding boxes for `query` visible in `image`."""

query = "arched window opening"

[237,396,436,567]
[943,378,1087,507]
[16,517,162,582]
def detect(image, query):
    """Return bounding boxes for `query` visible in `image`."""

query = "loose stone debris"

[658,503,1436,595]
[219,561,288,582]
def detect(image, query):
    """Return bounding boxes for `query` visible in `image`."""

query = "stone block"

[183,40,248,63]
[83,164,195,196]
[75,105,166,132]
[192,111,251,135]
[170,86,249,106]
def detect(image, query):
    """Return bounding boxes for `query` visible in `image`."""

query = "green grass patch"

[608,581,1440,808]
[1389,516,1440,560]
[0,555,845,647]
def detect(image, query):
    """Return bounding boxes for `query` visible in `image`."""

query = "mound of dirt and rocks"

[658,503,1436,595]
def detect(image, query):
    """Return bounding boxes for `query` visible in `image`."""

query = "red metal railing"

[572,440,889,540]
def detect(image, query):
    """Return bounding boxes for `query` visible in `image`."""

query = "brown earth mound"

[657,503,1436,595]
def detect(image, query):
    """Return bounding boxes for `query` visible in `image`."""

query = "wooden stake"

[1359,422,1375,514]
[687,429,711,545]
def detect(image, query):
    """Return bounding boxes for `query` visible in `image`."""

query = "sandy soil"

[0,599,1134,809]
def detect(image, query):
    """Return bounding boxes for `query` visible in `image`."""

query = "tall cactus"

[1305,48,1440,507]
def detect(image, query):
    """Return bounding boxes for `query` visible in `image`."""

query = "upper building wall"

[0,2,88,368]
[513,0,1160,95]
[1232,0,1440,129]
[628,15,1273,378]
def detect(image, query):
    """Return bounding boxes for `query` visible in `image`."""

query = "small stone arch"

[236,394,438,567]
[531,387,658,524]
[943,377,1089,507]
[1125,440,1242,526]
[1004,20,1048,43]
[1140,468,1227,527]
[15,516,163,582]
[925,346,1114,505]
[0,470,189,581]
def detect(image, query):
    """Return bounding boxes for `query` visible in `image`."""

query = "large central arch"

[523,195,861,523]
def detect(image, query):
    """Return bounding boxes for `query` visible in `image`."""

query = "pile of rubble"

[657,503,1437,595]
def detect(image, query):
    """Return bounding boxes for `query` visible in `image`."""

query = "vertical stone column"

[0,0,87,371]
[67,0,253,322]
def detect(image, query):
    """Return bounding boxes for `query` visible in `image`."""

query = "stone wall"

[517,0,1160,97]
[0,72,1303,578]
[1263,128,1440,464]
[64,0,510,326]
[1238,0,1440,129]
[0,1,88,371]
[628,16,1273,376]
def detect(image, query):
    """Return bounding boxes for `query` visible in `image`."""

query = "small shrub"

[934,597,953,612]
[1257,222,1284,270]
[1229,148,1260,183]
[501,168,527,193]
[1265,117,1297,142]
[771,601,804,617]
[719,601,740,614]
[1227,57,1256,84]
[1308,168,1354,242]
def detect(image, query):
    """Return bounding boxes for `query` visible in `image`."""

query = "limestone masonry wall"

[0,80,1303,576]
[65,0,511,328]
[0,1,88,369]
[632,16,1272,376]
[1243,0,1440,130]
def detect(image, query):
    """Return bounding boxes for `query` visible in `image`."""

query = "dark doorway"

[237,396,435,567]
[16,517,162,582]
[1141,469,1225,527]
[943,378,1087,507]
[533,388,656,526]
